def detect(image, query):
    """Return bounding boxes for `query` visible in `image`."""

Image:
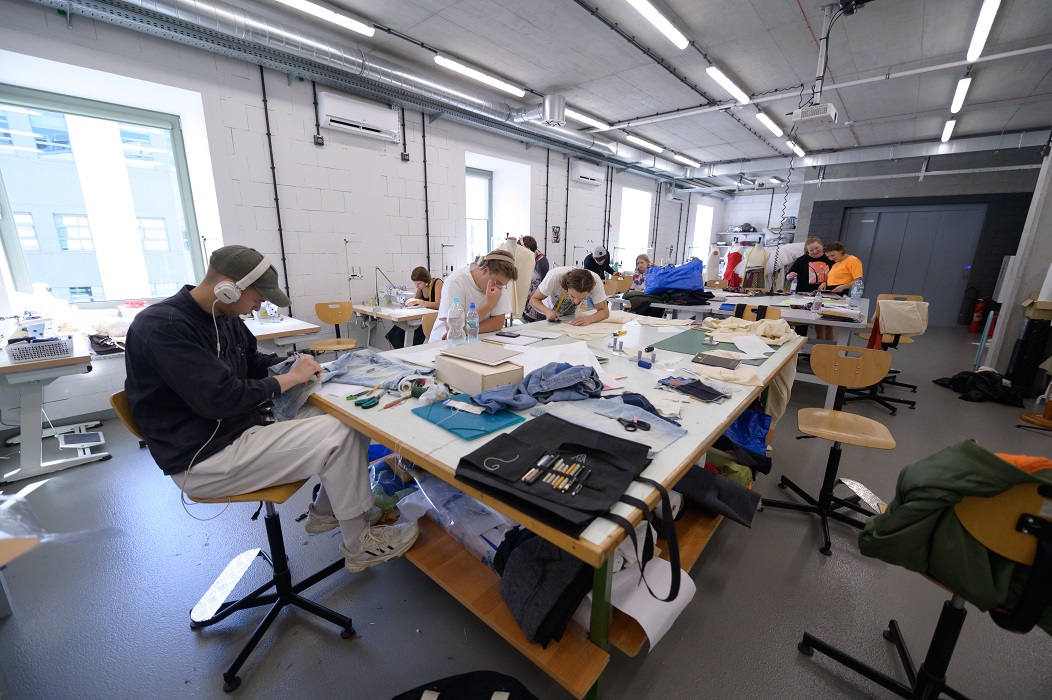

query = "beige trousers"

[174,405,372,520]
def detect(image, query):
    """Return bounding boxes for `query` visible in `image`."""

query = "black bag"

[456,414,650,537]
[391,670,539,700]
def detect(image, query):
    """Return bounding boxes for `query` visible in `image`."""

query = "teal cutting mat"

[411,395,524,440]
[651,330,767,365]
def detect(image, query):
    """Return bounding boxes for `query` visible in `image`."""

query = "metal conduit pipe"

[30,0,683,178]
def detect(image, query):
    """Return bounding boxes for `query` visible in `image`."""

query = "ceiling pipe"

[601,41,1052,132]
[26,0,687,179]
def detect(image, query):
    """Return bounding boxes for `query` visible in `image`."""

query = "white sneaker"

[339,522,420,573]
[305,504,382,534]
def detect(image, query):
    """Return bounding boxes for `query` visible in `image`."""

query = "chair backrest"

[110,390,144,440]
[733,304,782,321]
[953,482,1052,633]
[706,279,729,289]
[872,293,924,322]
[809,345,892,389]
[315,302,355,326]
[421,311,438,339]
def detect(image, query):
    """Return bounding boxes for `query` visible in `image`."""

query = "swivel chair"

[798,482,1052,699]
[761,345,895,555]
[110,391,354,693]
[310,302,357,356]
[732,304,782,321]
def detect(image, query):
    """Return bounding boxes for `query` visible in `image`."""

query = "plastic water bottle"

[465,302,480,342]
[789,277,798,296]
[849,278,865,310]
[447,297,466,346]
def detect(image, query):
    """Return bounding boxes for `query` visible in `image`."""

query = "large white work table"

[352,304,436,349]
[0,334,110,486]
[243,316,320,354]
[309,319,803,699]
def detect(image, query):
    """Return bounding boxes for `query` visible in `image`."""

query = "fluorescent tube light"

[706,66,751,105]
[565,108,610,130]
[626,134,664,153]
[625,0,689,50]
[272,0,374,37]
[755,112,784,137]
[674,154,701,168]
[785,140,805,158]
[769,176,785,184]
[434,56,526,98]
[941,119,956,143]
[966,0,1002,62]
[950,76,972,114]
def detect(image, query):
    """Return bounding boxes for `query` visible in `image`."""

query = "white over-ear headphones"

[213,256,273,304]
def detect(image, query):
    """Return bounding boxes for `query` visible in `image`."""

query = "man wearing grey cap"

[582,245,618,280]
[125,245,418,573]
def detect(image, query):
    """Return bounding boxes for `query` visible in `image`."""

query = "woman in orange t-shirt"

[820,241,863,294]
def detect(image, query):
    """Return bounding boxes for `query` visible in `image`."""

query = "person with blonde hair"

[785,237,832,294]
[428,249,518,342]
[527,266,610,326]
[630,253,651,292]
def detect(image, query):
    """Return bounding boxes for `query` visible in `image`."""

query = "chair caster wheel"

[340,627,355,639]
[190,619,205,630]
[882,628,895,642]
[819,546,832,556]
[778,482,788,489]
[223,676,241,692]
[908,405,915,409]
[797,642,814,656]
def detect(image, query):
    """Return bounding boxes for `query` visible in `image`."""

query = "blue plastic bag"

[722,409,771,455]
[644,259,704,294]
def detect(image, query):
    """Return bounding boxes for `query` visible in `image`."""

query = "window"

[14,213,39,252]
[55,214,94,251]
[692,204,714,256]
[465,167,492,263]
[138,217,169,251]
[0,85,204,305]
[616,187,653,267]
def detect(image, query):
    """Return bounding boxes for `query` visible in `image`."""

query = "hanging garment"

[723,244,743,287]
[501,239,537,319]
[706,246,721,282]
[741,245,768,288]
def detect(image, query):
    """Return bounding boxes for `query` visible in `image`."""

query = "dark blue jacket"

[124,286,282,474]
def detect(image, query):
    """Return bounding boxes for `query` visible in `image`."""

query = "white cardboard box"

[435,354,523,394]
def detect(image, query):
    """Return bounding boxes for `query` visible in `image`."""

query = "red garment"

[723,250,742,287]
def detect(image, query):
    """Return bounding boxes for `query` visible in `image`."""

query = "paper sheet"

[388,344,445,367]
[733,335,774,356]
[511,341,603,375]
[479,333,543,346]
[572,558,696,649]
[656,327,683,334]
[517,328,562,339]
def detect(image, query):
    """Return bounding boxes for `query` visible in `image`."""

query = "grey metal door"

[840,204,986,326]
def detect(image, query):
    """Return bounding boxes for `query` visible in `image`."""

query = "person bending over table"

[386,266,442,348]
[526,266,611,326]
[820,241,863,294]
[428,249,518,342]
[629,253,651,292]
[124,245,418,574]
[787,237,835,341]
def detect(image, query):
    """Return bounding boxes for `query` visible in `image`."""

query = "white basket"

[6,336,75,364]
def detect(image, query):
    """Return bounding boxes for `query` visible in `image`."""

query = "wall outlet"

[401,152,410,162]
[313,134,324,146]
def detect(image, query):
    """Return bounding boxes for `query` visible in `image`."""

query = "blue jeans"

[471,362,602,413]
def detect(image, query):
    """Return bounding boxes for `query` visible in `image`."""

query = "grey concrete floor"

[2,326,1051,699]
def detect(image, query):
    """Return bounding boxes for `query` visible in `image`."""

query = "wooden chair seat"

[187,479,308,505]
[857,331,914,345]
[798,408,896,450]
[310,338,357,353]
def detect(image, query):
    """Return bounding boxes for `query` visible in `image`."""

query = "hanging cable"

[543,148,550,256]
[421,112,432,271]
[769,126,799,293]
[259,66,293,316]
[563,158,570,266]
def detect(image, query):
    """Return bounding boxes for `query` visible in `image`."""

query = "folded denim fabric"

[471,362,602,413]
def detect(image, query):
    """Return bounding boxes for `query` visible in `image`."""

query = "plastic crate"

[5,336,75,364]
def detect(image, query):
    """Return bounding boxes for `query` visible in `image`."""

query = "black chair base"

[798,598,971,700]
[190,505,354,692]
[761,442,870,555]
[844,383,916,415]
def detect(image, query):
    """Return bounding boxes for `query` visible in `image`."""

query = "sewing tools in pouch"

[518,452,592,496]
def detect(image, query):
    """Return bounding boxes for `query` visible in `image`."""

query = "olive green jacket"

[858,441,1052,634]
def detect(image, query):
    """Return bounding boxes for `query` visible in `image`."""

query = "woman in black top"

[786,236,832,293]
[387,266,442,347]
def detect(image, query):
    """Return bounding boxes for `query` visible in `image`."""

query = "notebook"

[439,342,524,366]
[411,395,525,440]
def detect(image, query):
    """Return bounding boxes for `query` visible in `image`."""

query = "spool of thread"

[411,383,428,398]
[638,359,652,369]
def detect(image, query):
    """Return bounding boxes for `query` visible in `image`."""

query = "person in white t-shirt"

[428,249,518,342]
[527,266,610,326]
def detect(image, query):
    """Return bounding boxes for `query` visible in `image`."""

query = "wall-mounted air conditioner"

[317,91,400,142]
[570,160,605,186]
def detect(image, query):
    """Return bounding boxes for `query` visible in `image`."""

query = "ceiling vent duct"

[542,95,566,127]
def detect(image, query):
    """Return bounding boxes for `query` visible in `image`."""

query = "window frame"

[465,167,493,259]
[0,84,205,307]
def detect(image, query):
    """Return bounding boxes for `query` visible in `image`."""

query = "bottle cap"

[453,297,460,303]
[469,302,476,308]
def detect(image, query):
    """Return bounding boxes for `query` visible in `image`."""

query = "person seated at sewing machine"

[526,267,610,327]
[385,266,442,348]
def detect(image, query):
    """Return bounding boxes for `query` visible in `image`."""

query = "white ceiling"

[250,0,1052,169]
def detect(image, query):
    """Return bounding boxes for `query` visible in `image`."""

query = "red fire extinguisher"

[969,297,988,333]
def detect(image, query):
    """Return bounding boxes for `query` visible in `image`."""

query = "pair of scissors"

[347,384,380,400]
[616,416,650,432]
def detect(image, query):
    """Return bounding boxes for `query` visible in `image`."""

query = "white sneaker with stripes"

[339,522,420,573]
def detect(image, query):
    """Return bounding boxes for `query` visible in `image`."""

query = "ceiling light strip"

[755,112,784,137]
[785,140,805,158]
[966,0,1002,62]
[565,108,610,131]
[705,66,750,104]
[626,134,664,153]
[434,56,526,98]
[941,119,957,143]
[624,0,689,50]
[272,0,374,37]
[673,153,701,168]
[950,76,972,114]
